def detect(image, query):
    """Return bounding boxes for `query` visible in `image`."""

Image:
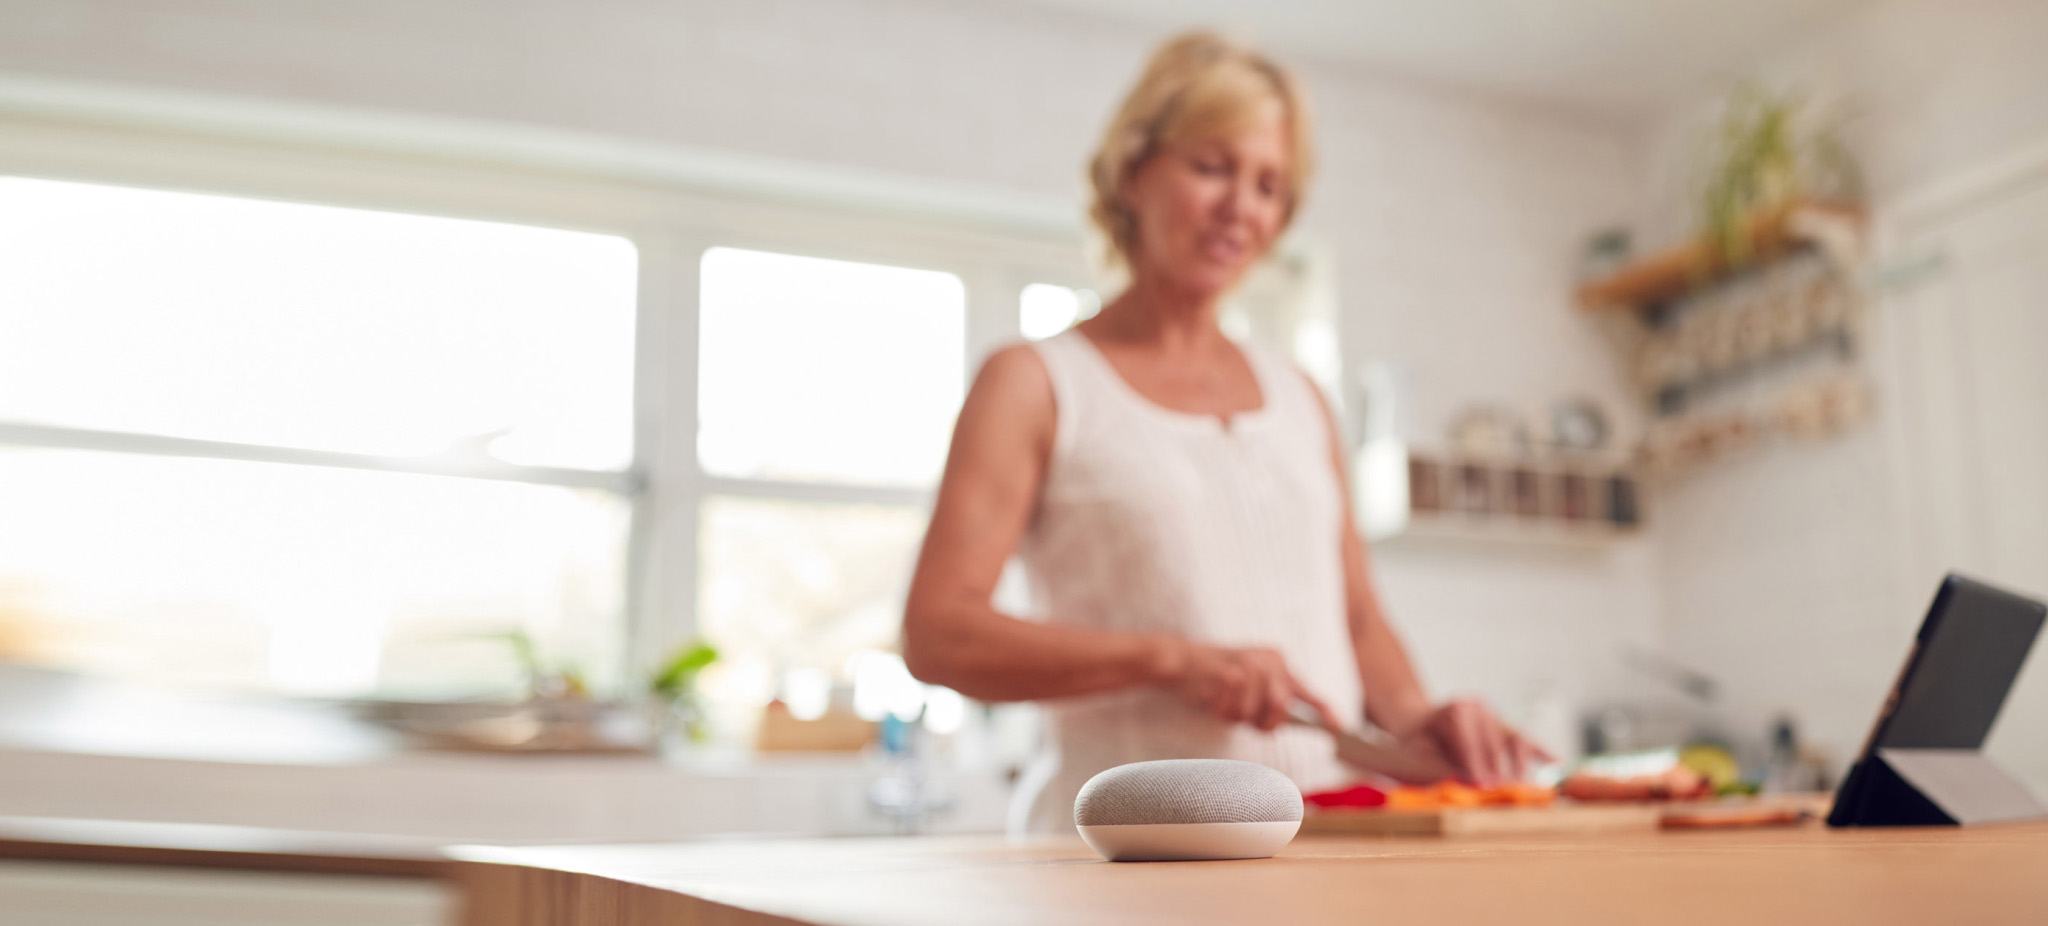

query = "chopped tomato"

[1303,784,1389,809]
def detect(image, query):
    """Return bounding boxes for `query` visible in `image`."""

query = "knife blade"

[1287,702,1457,784]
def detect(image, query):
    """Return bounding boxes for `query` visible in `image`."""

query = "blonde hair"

[1088,31,1315,267]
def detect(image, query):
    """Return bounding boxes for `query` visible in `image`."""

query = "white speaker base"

[1077,820,1301,862]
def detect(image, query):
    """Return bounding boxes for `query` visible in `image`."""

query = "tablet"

[1827,573,2046,826]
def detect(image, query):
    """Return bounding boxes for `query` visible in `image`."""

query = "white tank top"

[1012,330,1362,834]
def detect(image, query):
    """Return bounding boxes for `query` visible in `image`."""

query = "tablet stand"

[1831,748,2046,826]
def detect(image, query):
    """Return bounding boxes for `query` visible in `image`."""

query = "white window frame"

[0,82,1093,689]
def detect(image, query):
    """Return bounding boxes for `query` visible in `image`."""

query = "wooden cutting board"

[1300,795,1831,837]
[1299,802,1666,837]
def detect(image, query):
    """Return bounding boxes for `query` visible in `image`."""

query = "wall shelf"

[1384,513,1639,551]
[1361,445,1642,549]
[1571,201,1874,476]
[1576,201,1865,316]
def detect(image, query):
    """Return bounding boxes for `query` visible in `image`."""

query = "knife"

[1287,702,1457,784]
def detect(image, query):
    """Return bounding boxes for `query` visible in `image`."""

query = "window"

[0,177,637,467]
[695,496,930,712]
[697,247,965,487]
[1019,283,1098,341]
[0,176,639,697]
[692,248,967,728]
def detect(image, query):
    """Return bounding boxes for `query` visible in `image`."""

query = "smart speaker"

[1074,759,1303,861]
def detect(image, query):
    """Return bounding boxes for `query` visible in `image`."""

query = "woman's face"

[1123,108,1292,299]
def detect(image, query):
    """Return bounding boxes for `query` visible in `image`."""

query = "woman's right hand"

[1155,638,1337,732]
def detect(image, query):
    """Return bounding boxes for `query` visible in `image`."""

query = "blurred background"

[0,0,2043,921]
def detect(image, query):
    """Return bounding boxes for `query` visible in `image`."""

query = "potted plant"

[648,639,720,749]
[1697,82,1862,268]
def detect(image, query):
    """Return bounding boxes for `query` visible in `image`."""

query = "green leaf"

[651,640,720,697]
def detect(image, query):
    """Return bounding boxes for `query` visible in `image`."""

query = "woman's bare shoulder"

[933,340,1056,495]
[950,342,1057,461]
[970,343,1054,415]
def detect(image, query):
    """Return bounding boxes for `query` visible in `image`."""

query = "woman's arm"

[903,347,1334,731]
[1340,527,1435,735]
[1297,377,1433,733]
[1303,374,1551,783]
[902,346,1166,699]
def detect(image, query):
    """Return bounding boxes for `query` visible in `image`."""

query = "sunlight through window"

[0,176,638,470]
[0,177,639,697]
[697,247,965,487]
[1019,283,1098,341]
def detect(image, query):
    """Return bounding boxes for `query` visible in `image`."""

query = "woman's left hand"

[1403,698,1554,787]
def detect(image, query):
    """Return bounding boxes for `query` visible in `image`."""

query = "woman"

[902,31,1547,833]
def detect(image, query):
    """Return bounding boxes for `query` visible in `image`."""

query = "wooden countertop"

[450,821,2048,926]
[0,815,451,878]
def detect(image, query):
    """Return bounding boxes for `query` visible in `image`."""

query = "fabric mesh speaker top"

[1073,759,1303,826]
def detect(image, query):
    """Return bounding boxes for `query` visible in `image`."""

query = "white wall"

[0,0,1654,742]
[1637,0,2048,789]
[1636,0,2048,241]
[1305,83,1658,738]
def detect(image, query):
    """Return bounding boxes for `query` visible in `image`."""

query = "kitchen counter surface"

[0,815,451,878]
[450,820,2048,925]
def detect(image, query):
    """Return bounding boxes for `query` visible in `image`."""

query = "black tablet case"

[1828,574,2047,827]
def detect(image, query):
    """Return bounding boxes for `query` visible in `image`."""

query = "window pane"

[0,447,628,698]
[1020,283,1097,341]
[698,248,964,486]
[695,495,925,717]
[0,177,638,470]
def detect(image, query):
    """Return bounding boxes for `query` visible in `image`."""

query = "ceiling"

[1001,0,1879,115]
